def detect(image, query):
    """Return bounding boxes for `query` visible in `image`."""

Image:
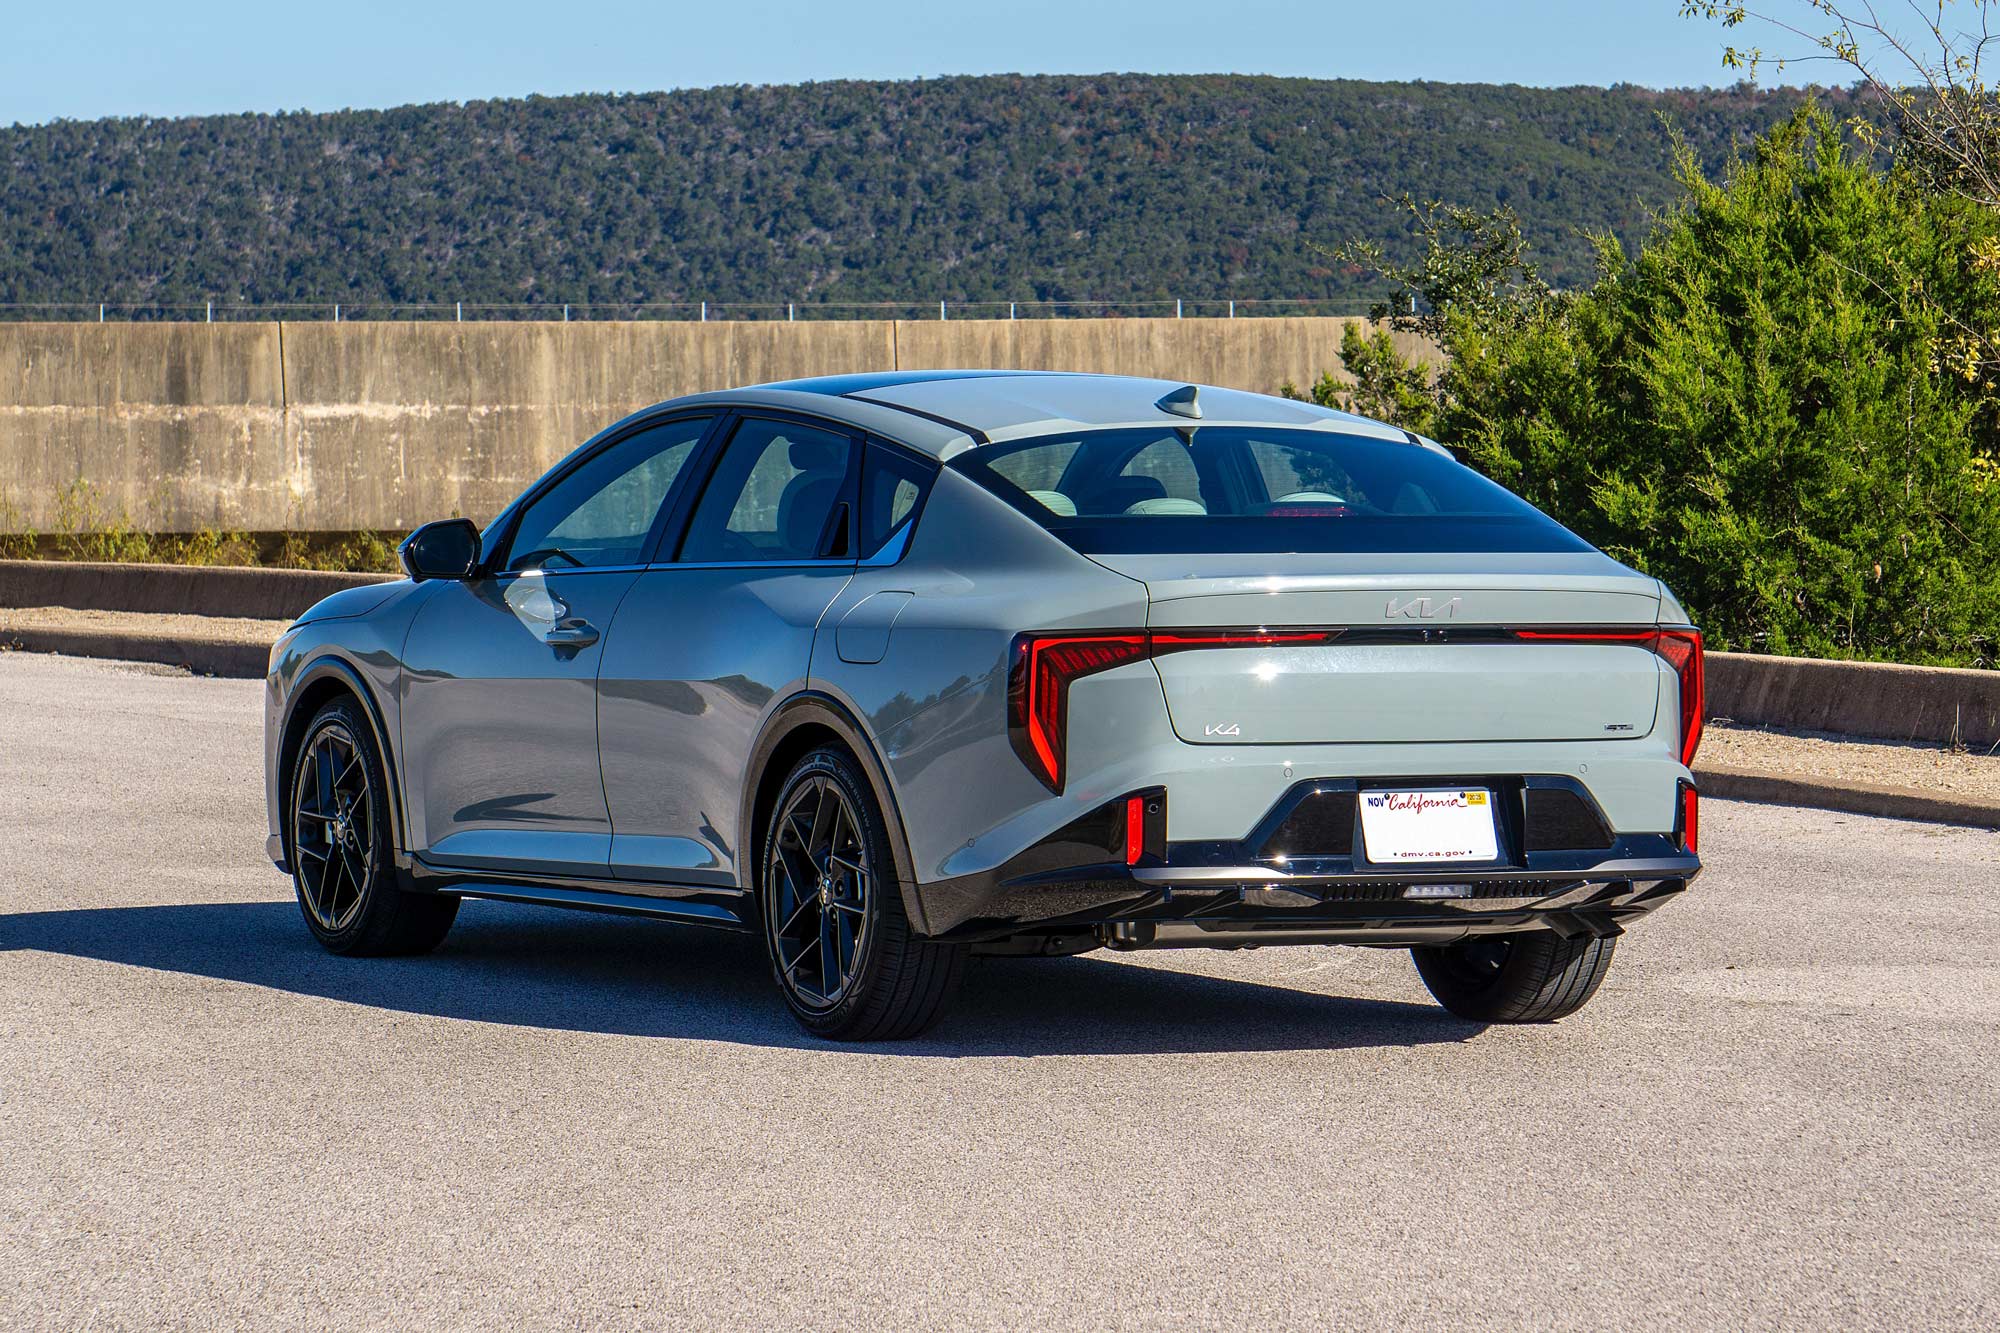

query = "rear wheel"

[1411,930,1616,1023]
[759,747,965,1040]
[289,698,458,957]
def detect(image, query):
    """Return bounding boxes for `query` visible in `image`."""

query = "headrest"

[788,436,844,473]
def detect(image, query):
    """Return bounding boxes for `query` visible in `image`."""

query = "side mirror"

[399,518,482,582]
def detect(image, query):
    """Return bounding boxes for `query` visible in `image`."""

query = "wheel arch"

[739,691,931,935]
[278,655,407,865]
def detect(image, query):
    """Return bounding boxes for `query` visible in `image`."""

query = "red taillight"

[1680,784,1699,854]
[1512,626,1705,767]
[1007,628,1344,791]
[1654,628,1705,767]
[1150,629,1345,654]
[1008,634,1150,792]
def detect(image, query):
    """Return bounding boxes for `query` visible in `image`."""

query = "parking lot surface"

[3,651,1997,1329]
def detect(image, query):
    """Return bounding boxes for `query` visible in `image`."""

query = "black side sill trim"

[441,882,751,929]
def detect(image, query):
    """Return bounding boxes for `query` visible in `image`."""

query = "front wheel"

[288,698,459,957]
[759,747,965,1040]
[1411,930,1616,1023]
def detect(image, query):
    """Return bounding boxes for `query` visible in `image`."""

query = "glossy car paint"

[400,569,639,874]
[598,564,856,885]
[264,371,1700,947]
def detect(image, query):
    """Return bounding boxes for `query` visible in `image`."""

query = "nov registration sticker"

[1358,788,1500,863]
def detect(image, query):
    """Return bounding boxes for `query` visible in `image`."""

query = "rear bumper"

[908,773,1700,945]
[912,852,1698,945]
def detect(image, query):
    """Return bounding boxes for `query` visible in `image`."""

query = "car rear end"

[912,419,1702,971]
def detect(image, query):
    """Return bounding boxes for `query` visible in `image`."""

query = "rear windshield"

[948,426,1591,555]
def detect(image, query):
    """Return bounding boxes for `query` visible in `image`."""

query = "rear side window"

[954,426,1589,554]
[679,418,855,563]
[859,443,936,558]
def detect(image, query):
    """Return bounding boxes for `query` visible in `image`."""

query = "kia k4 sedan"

[264,371,1703,1040]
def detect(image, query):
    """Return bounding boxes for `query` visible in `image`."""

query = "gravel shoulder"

[0,605,289,645]
[1701,721,2000,803]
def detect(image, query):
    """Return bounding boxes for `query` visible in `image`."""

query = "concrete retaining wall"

[0,317,1422,534]
[1708,652,2000,750]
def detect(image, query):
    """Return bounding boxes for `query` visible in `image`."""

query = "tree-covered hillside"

[0,75,1875,314]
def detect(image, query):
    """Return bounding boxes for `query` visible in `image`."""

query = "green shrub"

[1334,106,2000,667]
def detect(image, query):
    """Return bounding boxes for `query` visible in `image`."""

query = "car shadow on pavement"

[3,898,1481,1056]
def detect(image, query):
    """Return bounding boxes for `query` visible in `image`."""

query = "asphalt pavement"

[2,650,1997,1330]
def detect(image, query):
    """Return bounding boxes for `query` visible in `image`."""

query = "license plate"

[1358,788,1499,863]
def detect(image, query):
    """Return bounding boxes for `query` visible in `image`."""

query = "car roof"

[668,370,1414,459]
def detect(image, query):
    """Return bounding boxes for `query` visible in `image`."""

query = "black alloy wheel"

[293,718,375,934]
[760,747,965,1040]
[288,697,459,956]
[766,769,874,1011]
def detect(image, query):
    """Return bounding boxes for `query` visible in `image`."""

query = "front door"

[597,414,860,887]
[400,414,715,876]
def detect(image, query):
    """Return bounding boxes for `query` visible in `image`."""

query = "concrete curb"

[2,627,270,679]
[1696,763,2000,830]
[0,560,394,622]
[1709,651,1999,750]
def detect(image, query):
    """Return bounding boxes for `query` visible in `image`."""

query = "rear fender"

[739,692,932,934]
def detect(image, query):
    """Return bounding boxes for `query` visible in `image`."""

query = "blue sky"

[4,1,1773,126]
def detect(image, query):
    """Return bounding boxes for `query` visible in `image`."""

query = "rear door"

[400,414,716,874]
[595,414,861,888]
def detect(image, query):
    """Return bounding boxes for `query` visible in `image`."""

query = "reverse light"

[1006,629,1344,792]
[1512,626,1706,767]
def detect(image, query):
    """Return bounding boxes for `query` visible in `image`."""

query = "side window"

[502,416,712,572]
[1114,438,1206,514]
[1247,437,1359,506]
[859,443,935,558]
[678,418,854,563]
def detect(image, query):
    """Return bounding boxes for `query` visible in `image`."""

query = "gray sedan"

[263,371,1703,1039]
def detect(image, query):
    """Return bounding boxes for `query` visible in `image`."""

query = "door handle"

[545,618,600,650]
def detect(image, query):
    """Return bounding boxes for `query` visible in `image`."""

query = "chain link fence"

[0,298,1377,323]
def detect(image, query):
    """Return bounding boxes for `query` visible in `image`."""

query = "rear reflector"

[1125,796,1146,866]
[1680,784,1700,855]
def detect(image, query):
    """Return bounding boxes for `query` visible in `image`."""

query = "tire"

[758,746,966,1040]
[288,697,458,957]
[1411,930,1616,1023]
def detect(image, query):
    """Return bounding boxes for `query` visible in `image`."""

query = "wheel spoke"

[777,873,818,939]
[818,908,840,996]
[835,908,857,978]
[313,845,343,924]
[806,782,836,855]
[314,739,336,814]
[339,844,367,900]
[776,841,817,904]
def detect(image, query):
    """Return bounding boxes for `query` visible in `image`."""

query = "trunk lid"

[1098,553,1666,746]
